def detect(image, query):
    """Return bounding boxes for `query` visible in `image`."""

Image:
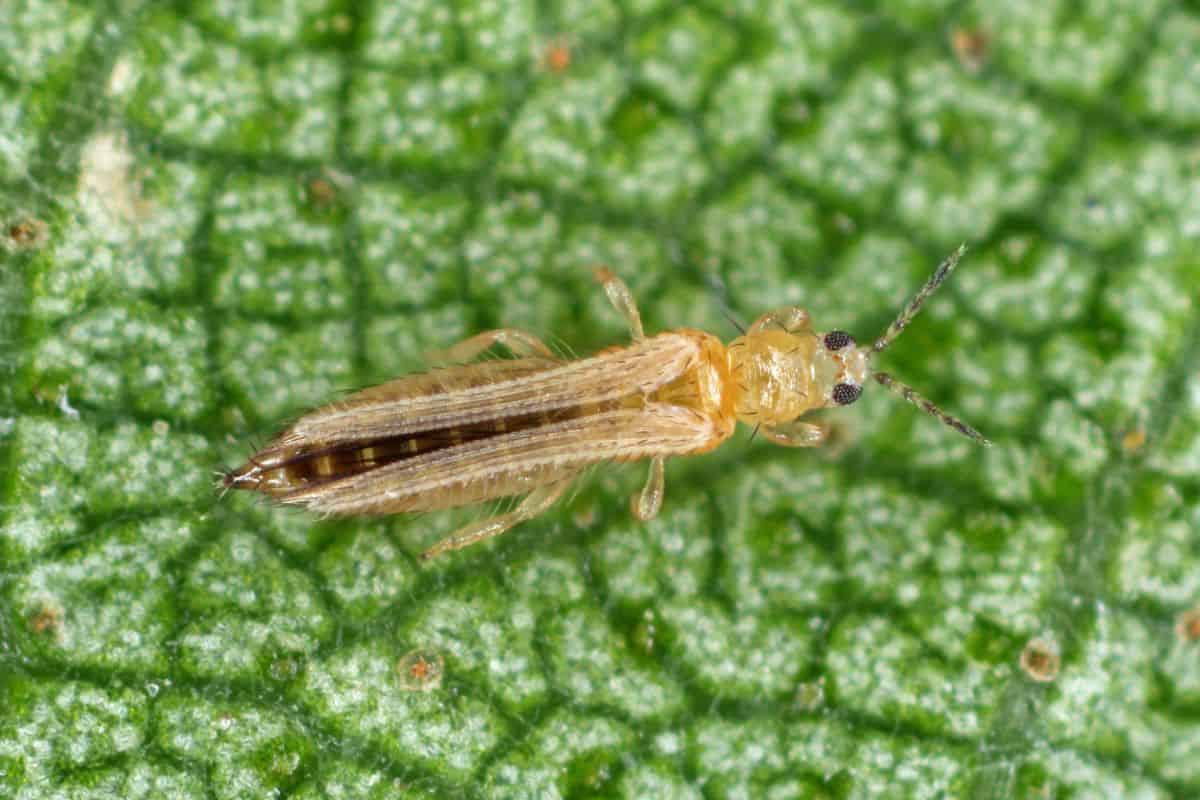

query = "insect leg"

[761,421,828,448]
[418,478,575,561]
[426,328,556,365]
[631,456,665,520]
[747,308,811,335]
[593,266,645,341]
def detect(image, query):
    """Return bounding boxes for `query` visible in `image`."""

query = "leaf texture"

[2,1,1200,798]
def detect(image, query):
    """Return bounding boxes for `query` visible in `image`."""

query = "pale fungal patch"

[56,386,80,420]
[107,56,138,96]
[303,168,352,209]
[269,656,303,682]
[78,131,151,226]
[1020,637,1061,683]
[793,677,826,711]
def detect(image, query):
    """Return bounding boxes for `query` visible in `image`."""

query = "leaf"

[2,1,1200,798]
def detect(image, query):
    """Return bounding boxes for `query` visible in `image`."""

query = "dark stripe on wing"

[268,407,584,491]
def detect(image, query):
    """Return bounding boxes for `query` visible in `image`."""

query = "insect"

[223,246,989,560]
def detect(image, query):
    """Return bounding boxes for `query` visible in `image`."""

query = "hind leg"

[593,266,645,341]
[427,328,555,365]
[419,479,574,561]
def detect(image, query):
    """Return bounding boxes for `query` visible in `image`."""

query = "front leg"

[761,420,828,448]
[426,328,555,365]
[593,266,645,341]
[747,308,811,335]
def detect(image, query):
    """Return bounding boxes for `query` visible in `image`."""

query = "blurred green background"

[2,1,1199,797]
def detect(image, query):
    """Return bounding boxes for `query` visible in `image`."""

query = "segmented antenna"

[866,245,990,446]
[872,244,967,354]
[873,372,991,445]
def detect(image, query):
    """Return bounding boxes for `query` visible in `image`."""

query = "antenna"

[872,244,966,354]
[870,245,991,446]
[873,372,991,446]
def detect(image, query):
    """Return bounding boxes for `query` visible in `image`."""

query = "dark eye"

[823,331,854,351]
[832,383,862,406]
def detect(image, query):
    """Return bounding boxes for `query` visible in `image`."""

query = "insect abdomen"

[225,408,585,497]
[224,332,728,516]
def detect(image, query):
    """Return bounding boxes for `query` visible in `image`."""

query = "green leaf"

[3,1,1200,798]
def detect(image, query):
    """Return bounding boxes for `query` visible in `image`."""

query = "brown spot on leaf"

[6,215,47,251]
[305,176,338,208]
[396,649,444,691]
[541,37,573,74]
[28,603,64,642]
[1175,609,1200,643]
[1121,427,1147,454]
[1019,637,1060,683]
[950,27,990,73]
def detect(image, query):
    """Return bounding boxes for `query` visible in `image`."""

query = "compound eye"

[823,330,855,351]
[832,382,862,406]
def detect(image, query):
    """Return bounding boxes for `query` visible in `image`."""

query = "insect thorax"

[643,330,737,453]
[727,329,821,426]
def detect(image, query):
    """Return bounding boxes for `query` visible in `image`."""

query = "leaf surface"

[2,1,1200,797]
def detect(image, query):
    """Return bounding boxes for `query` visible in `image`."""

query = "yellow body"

[224,325,835,502]
[225,258,983,560]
